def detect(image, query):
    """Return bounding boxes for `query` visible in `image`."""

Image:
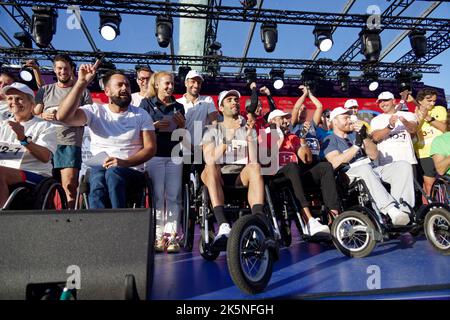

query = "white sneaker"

[387,207,410,226]
[214,223,231,242]
[306,218,330,236]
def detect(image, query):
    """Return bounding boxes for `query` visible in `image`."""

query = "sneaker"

[305,218,330,236]
[214,223,231,243]
[166,234,180,254]
[154,236,167,252]
[387,207,410,226]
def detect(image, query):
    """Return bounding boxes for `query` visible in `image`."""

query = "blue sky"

[1,0,449,95]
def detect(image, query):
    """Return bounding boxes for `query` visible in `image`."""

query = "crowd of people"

[0,55,449,254]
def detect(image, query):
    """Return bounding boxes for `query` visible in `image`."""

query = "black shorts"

[418,157,437,178]
[221,172,244,187]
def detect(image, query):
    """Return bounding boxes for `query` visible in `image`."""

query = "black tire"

[331,211,377,258]
[35,180,68,210]
[277,215,292,247]
[182,183,195,251]
[424,207,450,255]
[199,229,220,261]
[227,214,274,294]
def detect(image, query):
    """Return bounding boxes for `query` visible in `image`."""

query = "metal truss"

[1,0,449,31]
[0,47,441,77]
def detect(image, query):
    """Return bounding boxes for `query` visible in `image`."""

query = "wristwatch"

[426,117,436,123]
[19,136,32,146]
[386,124,395,130]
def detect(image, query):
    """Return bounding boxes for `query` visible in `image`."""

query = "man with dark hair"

[34,54,92,208]
[0,71,17,121]
[57,64,157,209]
[132,66,153,107]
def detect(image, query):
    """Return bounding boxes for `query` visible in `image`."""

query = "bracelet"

[386,124,395,130]
[427,117,436,123]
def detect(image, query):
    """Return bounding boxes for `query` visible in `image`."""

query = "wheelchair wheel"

[182,183,196,252]
[277,214,292,247]
[199,229,220,261]
[34,179,68,210]
[227,214,274,294]
[430,179,450,206]
[424,207,450,255]
[331,211,377,258]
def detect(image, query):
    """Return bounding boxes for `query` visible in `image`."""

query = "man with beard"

[57,63,156,209]
[34,55,92,208]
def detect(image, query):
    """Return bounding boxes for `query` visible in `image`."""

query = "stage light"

[178,65,191,83]
[301,68,323,95]
[270,68,284,90]
[363,70,379,91]
[99,11,121,41]
[155,15,173,48]
[359,28,382,62]
[31,6,58,48]
[19,68,33,82]
[14,32,32,49]
[244,67,257,85]
[396,70,412,92]
[208,41,222,56]
[337,70,350,92]
[261,22,278,53]
[313,25,333,52]
[409,29,427,59]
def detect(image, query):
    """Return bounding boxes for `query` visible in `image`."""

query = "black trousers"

[276,162,340,210]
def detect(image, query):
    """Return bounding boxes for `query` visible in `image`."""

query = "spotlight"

[14,32,32,49]
[363,70,379,91]
[260,22,278,53]
[155,15,173,48]
[244,67,257,85]
[178,65,191,83]
[31,6,58,48]
[396,70,412,92]
[337,70,350,92]
[19,62,34,82]
[99,11,122,41]
[208,41,222,56]
[313,25,333,52]
[301,68,322,95]
[359,28,382,62]
[270,68,284,90]
[409,29,427,59]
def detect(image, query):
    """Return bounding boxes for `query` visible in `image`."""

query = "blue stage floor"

[152,231,450,300]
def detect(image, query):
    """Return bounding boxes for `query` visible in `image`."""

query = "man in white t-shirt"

[0,82,56,208]
[57,63,157,209]
[131,66,153,107]
[370,91,418,167]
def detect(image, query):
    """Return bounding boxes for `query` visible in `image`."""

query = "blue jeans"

[88,167,145,209]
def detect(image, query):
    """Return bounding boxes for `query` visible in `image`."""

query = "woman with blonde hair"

[139,71,186,253]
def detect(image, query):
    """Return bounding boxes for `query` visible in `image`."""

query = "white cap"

[329,107,352,121]
[2,82,35,100]
[377,91,395,102]
[268,109,291,122]
[185,70,204,81]
[218,90,241,107]
[344,99,359,109]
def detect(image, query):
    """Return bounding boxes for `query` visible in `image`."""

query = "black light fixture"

[155,15,173,48]
[363,70,379,92]
[301,68,322,95]
[269,68,284,90]
[99,11,122,41]
[260,22,278,53]
[208,41,222,56]
[313,25,333,52]
[359,28,382,62]
[244,67,257,85]
[31,6,58,48]
[178,65,191,83]
[409,29,427,59]
[14,32,32,49]
[396,70,412,92]
[337,70,350,92]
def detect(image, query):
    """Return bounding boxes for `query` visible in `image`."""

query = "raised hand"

[7,120,26,140]
[259,86,271,96]
[298,85,308,96]
[77,59,101,85]
[173,111,185,128]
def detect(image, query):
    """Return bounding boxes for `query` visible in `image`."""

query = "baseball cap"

[329,107,352,121]
[344,99,359,109]
[2,82,35,100]
[185,70,204,81]
[218,90,241,107]
[377,91,395,102]
[268,109,291,122]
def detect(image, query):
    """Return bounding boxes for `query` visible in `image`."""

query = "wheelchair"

[182,166,280,294]
[2,177,68,211]
[330,166,450,258]
[74,168,155,210]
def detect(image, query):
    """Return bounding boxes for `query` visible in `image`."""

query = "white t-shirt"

[80,103,155,170]
[176,95,217,147]
[370,111,418,165]
[0,100,12,121]
[131,92,145,108]
[0,116,56,176]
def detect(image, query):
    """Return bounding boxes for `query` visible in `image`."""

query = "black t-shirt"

[140,96,185,157]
